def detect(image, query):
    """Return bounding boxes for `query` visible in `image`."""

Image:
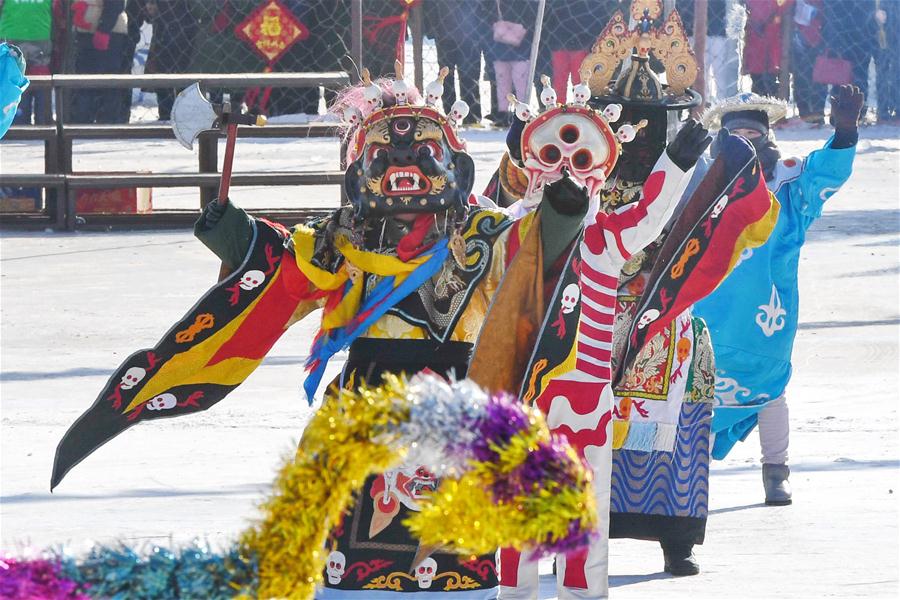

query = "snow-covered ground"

[1,126,899,598]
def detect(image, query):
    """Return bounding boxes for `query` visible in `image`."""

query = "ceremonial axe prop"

[171,83,267,206]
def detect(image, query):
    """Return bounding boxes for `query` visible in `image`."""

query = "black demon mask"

[344,106,475,220]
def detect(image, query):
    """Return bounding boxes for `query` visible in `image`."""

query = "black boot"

[661,542,700,576]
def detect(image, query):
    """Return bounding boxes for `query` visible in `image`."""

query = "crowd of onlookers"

[1,0,897,126]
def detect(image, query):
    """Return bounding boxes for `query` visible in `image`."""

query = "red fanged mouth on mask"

[381,165,433,197]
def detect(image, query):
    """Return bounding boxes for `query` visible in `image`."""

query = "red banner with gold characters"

[235,0,310,66]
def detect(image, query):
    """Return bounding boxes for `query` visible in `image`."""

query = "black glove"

[665,119,712,171]
[829,84,864,131]
[198,199,228,231]
[543,168,589,216]
[709,126,730,160]
[505,112,527,163]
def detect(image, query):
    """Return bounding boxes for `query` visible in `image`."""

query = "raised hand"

[543,168,589,216]
[666,119,712,171]
[829,84,865,131]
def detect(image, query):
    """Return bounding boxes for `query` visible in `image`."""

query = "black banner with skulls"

[613,135,776,386]
[51,219,299,490]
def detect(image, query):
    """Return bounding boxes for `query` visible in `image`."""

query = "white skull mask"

[415,557,437,588]
[120,366,146,390]
[147,393,176,411]
[238,270,265,291]
[637,308,660,329]
[560,283,580,314]
[522,112,615,200]
[325,550,345,584]
[711,195,729,218]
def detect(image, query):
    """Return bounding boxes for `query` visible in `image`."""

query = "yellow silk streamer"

[291,227,438,333]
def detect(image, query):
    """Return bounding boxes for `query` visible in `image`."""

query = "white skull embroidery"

[325,550,345,585]
[522,112,613,200]
[711,195,729,218]
[238,269,265,291]
[120,366,146,390]
[449,100,469,126]
[602,103,622,123]
[147,393,176,411]
[637,308,661,329]
[393,79,409,105]
[513,99,533,122]
[561,283,580,314]
[343,106,362,127]
[572,82,591,106]
[415,557,437,588]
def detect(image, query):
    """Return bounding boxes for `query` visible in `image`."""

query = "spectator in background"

[791,0,826,124]
[267,0,323,120]
[742,0,789,97]
[543,0,613,103]
[874,0,898,123]
[128,0,198,121]
[0,0,54,125]
[361,0,412,79]
[490,0,538,125]
[822,0,876,115]
[70,0,130,124]
[424,0,490,124]
[677,0,742,103]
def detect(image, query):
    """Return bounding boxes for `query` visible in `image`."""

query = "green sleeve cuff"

[539,202,587,273]
[194,202,254,271]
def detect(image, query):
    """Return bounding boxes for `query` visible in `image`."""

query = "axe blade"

[171,83,218,150]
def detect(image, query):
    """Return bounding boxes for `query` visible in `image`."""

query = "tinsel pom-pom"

[0,557,88,599]
[242,375,410,599]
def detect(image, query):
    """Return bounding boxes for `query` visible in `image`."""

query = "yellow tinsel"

[241,376,411,599]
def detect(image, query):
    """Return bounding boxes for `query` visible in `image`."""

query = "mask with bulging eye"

[520,106,623,203]
[344,108,475,220]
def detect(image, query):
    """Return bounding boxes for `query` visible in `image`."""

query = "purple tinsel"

[538,518,601,557]
[0,558,88,600]
[465,395,530,462]
[491,438,582,502]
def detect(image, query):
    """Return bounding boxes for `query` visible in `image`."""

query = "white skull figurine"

[425,66,449,108]
[364,84,383,113]
[415,557,437,589]
[602,103,622,123]
[343,106,362,127]
[560,283,580,314]
[637,308,661,329]
[325,550,346,585]
[572,82,591,106]
[616,122,637,143]
[393,79,409,105]
[539,75,557,109]
[147,393,177,411]
[120,366,146,390]
[509,94,533,122]
[238,269,265,291]
[449,100,470,126]
[711,195,729,218]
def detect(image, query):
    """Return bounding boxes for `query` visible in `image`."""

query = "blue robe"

[693,136,857,459]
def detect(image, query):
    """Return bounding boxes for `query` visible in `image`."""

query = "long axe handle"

[215,122,240,281]
[217,122,239,206]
